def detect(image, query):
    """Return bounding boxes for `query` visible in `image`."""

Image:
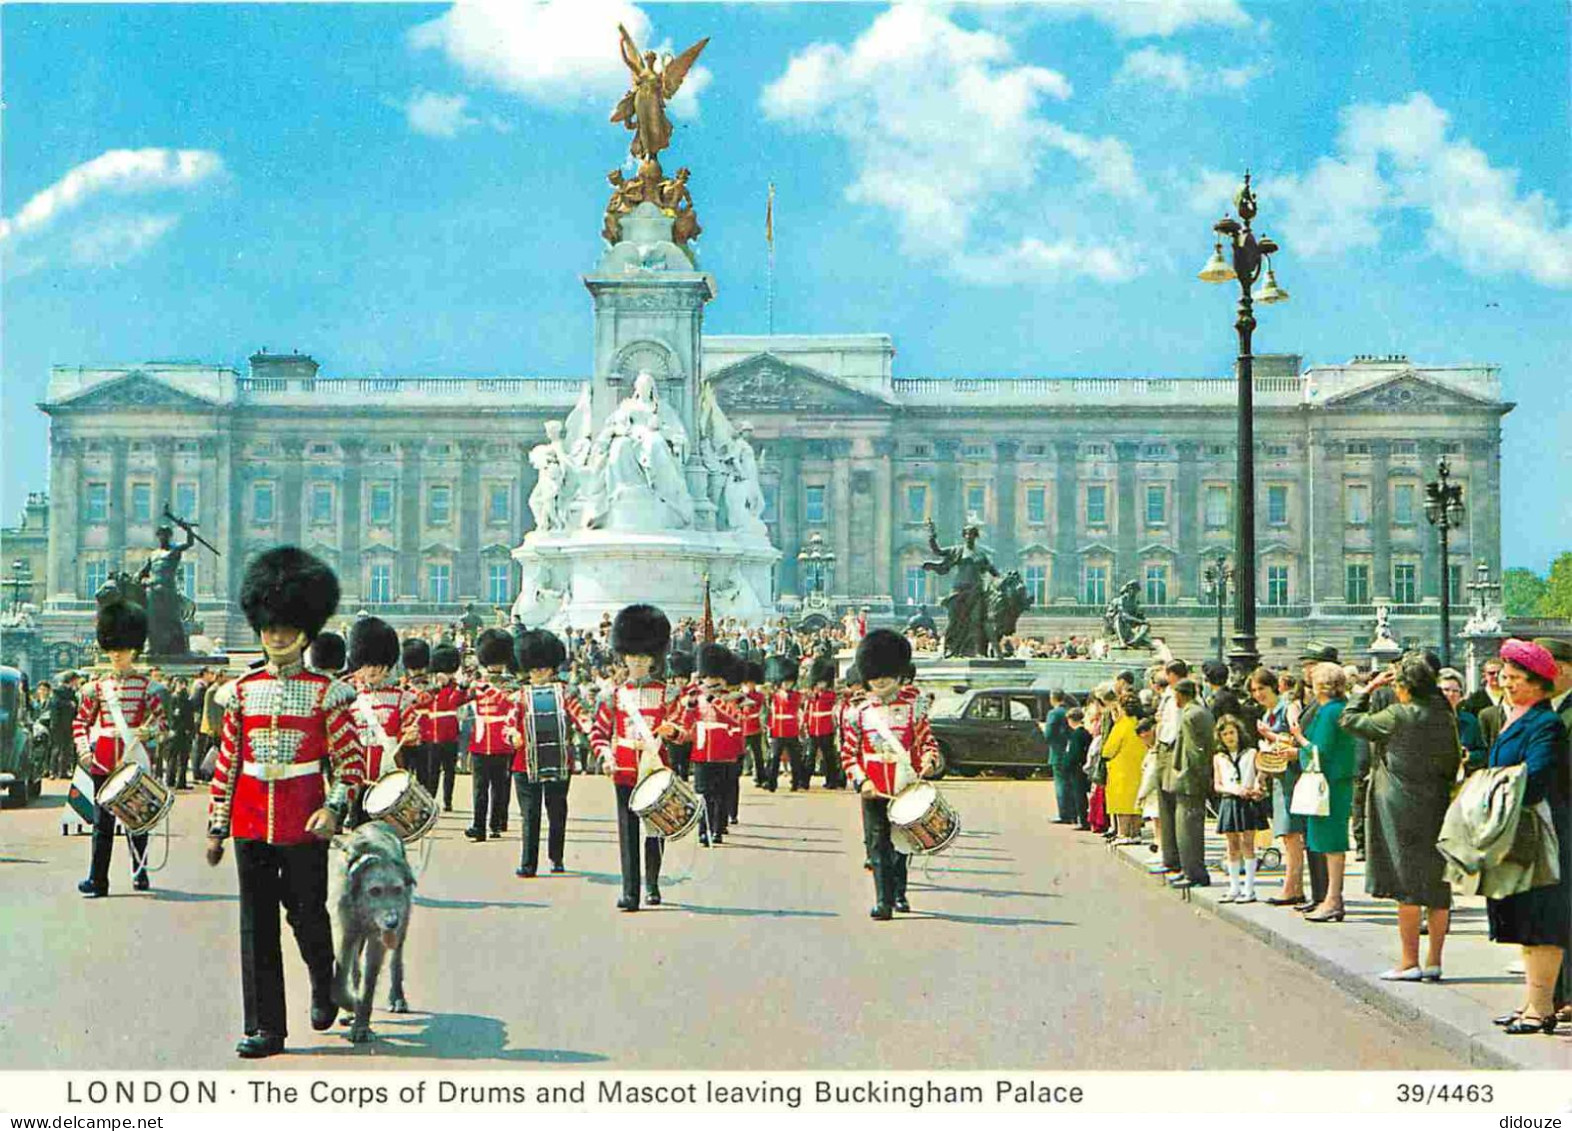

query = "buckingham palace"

[30,337,1508,661]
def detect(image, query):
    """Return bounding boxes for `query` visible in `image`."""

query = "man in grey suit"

[1165,678,1215,888]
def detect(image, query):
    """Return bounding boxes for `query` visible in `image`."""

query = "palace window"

[368,564,393,604]
[487,484,510,525]
[1025,486,1047,525]
[761,482,778,523]
[369,483,394,526]
[1448,563,1465,604]
[1084,565,1109,606]
[905,484,929,524]
[1024,565,1048,605]
[173,481,198,519]
[1346,483,1371,525]
[1085,485,1107,526]
[487,563,511,606]
[428,485,452,526]
[1267,485,1289,526]
[311,484,334,525]
[1205,444,1229,457]
[1145,485,1167,526]
[1142,443,1168,459]
[253,483,275,524]
[1393,563,1418,604]
[85,483,108,524]
[1393,440,1418,456]
[310,443,334,457]
[427,564,452,604]
[1345,441,1370,455]
[962,443,988,459]
[1083,443,1108,459]
[1204,485,1230,528]
[904,566,930,606]
[1265,565,1290,606]
[1264,443,1290,458]
[1145,563,1169,606]
[84,560,110,597]
[1393,483,1417,525]
[804,485,826,524]
[1024,443,1047,457]
[907,443,930,458]
[1441,441,1463,455]
[181,562,197,597]
[1345,563,1370,605]
[130,483,153,524]
[965,484,986,519]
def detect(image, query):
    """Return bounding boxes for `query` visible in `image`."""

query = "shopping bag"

[1290,745,1330,817]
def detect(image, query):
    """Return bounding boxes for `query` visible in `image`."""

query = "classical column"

[457,439,483,599]
[934,439,962,538]
[339,439,365,602]
[107,439,128,573]
[47,436,80,600]
[1309,434,1340,606]
[873,437,896,602]
[151,439,175,541]
[279,437,305,548]
[218,435,241,604]
[1418,438,1441,600]
[1471,435,1502,586]
[1114,440,1139,590]
[196,438,220,599]
[1053,440,1079,602]
[518,439,538,537]
[830,440,852,597]
[776,439,802,596]
[1175,440,1201,600]
[1370,439,1392,600]
[994,439,1020,568]
[399,440,424,599]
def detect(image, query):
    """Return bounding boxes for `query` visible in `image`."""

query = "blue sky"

[3,1,1568,571]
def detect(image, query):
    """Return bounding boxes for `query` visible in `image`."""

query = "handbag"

[1290,745,1331,817]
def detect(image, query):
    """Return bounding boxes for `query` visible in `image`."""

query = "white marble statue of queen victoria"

[581,370,695,531]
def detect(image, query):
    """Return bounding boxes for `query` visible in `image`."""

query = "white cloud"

[761,5,1142,283]
[1269,93,1571,286]
[67,214,180,268]
[399,90,512,138]
[0,148,222,243]
[409,1,710,118]
[1000,0,1252,38]
[1115,46,1264,93]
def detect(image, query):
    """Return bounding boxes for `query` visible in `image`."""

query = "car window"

[966,695,1003,720]
[1008,698,1035,722]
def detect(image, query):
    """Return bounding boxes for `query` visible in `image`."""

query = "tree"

[1502,567,1547,617]
[1538,552,1572,619]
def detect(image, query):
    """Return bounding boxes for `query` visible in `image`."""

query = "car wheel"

[29,778,44,800]
[926,744,949,781]
[3,781,27,808]
[1009,767,1034,781]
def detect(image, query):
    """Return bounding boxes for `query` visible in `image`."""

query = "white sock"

[1244,855,1259,897]
[1225,858,1241,896]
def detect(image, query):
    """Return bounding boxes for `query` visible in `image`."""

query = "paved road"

[0,775,1464,1071]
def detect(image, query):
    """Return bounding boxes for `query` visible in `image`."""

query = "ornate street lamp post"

[796,532,835,608]
[7,559,30,612]
[1424,456,1466,666]
[1200,171,1289,676]
[1202,553,1234,666]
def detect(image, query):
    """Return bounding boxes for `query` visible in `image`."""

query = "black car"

[926,686,1086,778]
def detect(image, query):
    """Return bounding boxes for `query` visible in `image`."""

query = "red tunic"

[403,674,436,743]
[804,689,837,738]
[681,689,744,764]
[508,682,590,777]
[590,680,681,787]
[468,672,520,755]
[73,671,167,774]
[352,678,415,781]
[208,662,365,845]
[428,681,468,744]
[740,689,763,737]
[767,688,803,739]
[841,685,937,796]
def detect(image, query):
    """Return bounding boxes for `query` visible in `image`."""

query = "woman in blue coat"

[1291,662,1358,922]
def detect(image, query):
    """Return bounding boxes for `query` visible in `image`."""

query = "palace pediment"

[46,370,220,411]
[1322,372,1496,412]
[706,353,893,416]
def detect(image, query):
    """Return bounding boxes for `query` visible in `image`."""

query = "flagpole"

[766,182,776,337]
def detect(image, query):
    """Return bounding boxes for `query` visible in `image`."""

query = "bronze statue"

[1103,579,1152,649]
[611,25,709,162]
[922,519,999,658]
[658,167,701,246]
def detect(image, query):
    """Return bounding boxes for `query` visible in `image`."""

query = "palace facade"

[33,338,1509,662]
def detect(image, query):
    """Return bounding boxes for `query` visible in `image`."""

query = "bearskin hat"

[96,599,148,653]
[239,546,339,642]
[842,664,864,687]
[696,642,732,680]
[348,617,400,671]
[308,631,346,673]
[745,660,765,685]
[430,643,462,674]
[856,628,911,683]
[612,603,671,659]
[764,655,797,685]
[808,655,836,687]
[724,653,747,686]
[402,639,431,672]
[666,650,695,679]
[477,628,516,670]
[517,629,567,673]
[903,661,918,683]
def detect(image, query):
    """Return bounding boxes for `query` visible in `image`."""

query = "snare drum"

[629,768,701,840]
[97,761,175,835]
[363,770,440,843]
[888,781,961,856]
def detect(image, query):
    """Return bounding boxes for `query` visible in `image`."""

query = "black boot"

[236,1033,285,1059]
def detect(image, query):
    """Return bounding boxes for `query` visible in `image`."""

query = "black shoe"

[515,867,536,878]
[698,833,710,847]
[646,888,661,906]
[133,873,150,892]
[464,828,486,842]
[616,896,639,912]
[78,878,107,898]
[497,823,509,834]
[894,898,911,913]
[1493,1012,1523,1027]
[550,861,564,873]
[310,996,336,1032]
[1502,1013,1558,1035]
[235,1033,285,1059]
[869,904,893,921]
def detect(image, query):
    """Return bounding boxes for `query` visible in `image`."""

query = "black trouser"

[693,762,728,839]
[88,771,148,889]
[861,796,908,909]
[748,734,769,785]
[613,782,663,901]
[470,754,511,834]
[822,737,845,788]
[514,775,570,872]
[1174,792,1210,885]
[233,838,333,1039]
[1307,850,1329,906]
[405,742,437,798]
[1157,787,1181,871]
[165,733,192,789]
[725,759,741,822]
[799,736,829,790]
[193,734,215,782]
[52,727,74,777]
[432,740,459,808]
[669,742,692,781]
[767,736,797,791]
[1350,767,1370,854]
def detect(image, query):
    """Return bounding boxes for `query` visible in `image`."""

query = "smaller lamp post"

[1202,552,1234,665]
[797,532,835,608]
[1423,456,1465,665]
[7,559,31,612]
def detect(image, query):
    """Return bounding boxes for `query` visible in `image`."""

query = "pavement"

[1102,813,1572,1070]
[0,773,1482,1071]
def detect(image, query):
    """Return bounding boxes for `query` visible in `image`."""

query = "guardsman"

[722,654,748,826]
[590,604,683,910]
[427,643,467,810]
[841,629,938,920]
[510,629,589,877]
[683,643,742,845]
[664,650,696,781]
[306,632,345,676]
[465,629,519,842]
[833,664,866,791]
[74,600,167,897]
[742,660,768,788]
[762,655,802,794]
[400,640,435,792]
[206,546,364,1058]
[800,656,837,792]
[345,617,417,825]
